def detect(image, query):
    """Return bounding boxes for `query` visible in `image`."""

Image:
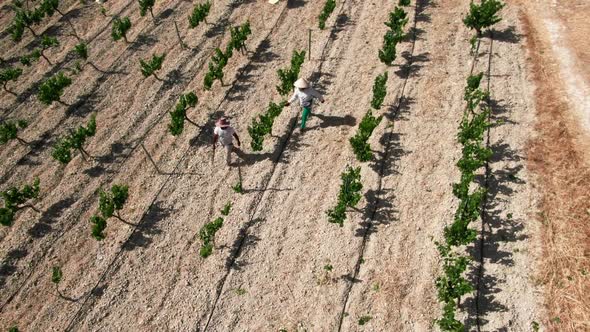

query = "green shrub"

[112,16,132,42]
[349,110,382,162]
[370,72,388,110]
[326,166,362,226]
[38,72,72,105]
[318,0,336,30]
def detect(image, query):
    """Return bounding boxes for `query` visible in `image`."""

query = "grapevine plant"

[229,20,251,54]
[20,49,42,66]
[464,0,505,54]
[0,178,40,227]
[52,113,96,163]
[378,6,408,65]
[138,0,155,19]
[112,16,132,42]
[463,0,505,36]
[276,50,305,97]
[73,42,88,60]
[370,72,388,110]
[38,72,72,105]
[40,0,65,17]
[199,217,223,257]
[318,0,336,30]
[168,92,198,136]
[189,1,211,28]
[349,110,382,162]
[90,184,129,240]
[326,166,362,227]
[0,120,29,145]
[203,21,251,90]
[247,101,286,151]
[8,7,44,41]
[139,53,166,80]
[39,35,59,64]
[435,72,493,330]
[0,67,23,93]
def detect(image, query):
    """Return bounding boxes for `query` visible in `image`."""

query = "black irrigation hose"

[64,3,293,330]
[200,1,354,330]
[335,1,423,330]
[475,31,494,332]
[0,2,245,313]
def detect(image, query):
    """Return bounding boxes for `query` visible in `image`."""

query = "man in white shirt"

[213,117,241,165]
[285,78,325,130]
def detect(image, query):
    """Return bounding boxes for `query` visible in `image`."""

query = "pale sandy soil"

[0,0,586,331]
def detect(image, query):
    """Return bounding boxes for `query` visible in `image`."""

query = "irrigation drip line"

[0,2,241,313]
[200,1,354,330]
[335,1,423,330]
[475,30,495,332]
[63,3,292,330]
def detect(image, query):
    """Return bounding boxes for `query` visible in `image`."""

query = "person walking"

[213,117,241,166]
[285,78,325,130]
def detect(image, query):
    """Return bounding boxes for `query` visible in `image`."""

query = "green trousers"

[301,106,311,129]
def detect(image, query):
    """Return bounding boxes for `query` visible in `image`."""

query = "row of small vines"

[435,1,505,330]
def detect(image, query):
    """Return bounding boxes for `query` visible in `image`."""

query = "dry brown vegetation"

[521,10,590,332]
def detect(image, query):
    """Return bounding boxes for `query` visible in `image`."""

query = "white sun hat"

[268,0,279,4]
[294,78,310,89]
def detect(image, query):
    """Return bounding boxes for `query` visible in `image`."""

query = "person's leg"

[225,144,232,165]
[301,106,311,129]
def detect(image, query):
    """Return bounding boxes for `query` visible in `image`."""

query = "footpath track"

[200,0,358,329]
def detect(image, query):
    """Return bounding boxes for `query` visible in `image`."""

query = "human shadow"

[188,111,224,148]
[305,113,356,130]
[123,202,172,251]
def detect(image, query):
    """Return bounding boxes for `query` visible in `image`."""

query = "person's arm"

[233,132,241,147]
[213,133,218,150]
[310,88,325,103]
[285,90,298,106]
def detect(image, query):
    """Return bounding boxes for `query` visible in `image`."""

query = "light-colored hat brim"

[216,119,230,127]
[268,0,279,4]
[294,78,309,89]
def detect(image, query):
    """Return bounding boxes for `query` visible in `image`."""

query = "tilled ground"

[0,0,566,330]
